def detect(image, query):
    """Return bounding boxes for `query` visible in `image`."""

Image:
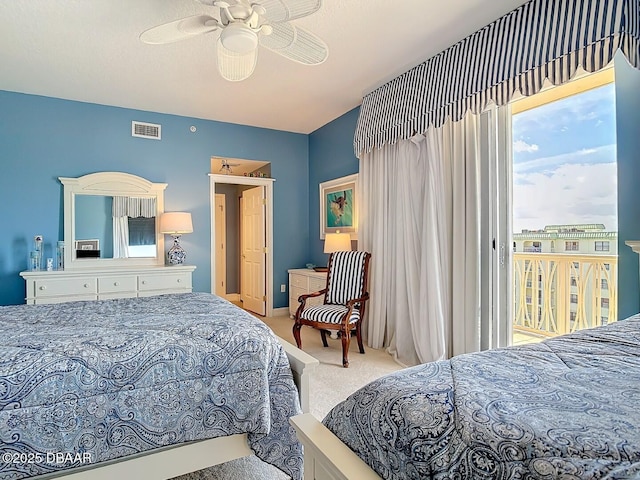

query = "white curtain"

[359,114,481,366]
[113,217,129,259]
[112,196,156,259]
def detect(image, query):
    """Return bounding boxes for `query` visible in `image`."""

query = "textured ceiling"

[0,0,529,133]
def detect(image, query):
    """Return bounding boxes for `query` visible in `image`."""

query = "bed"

[291,315,640,479]
[0,292,318,480]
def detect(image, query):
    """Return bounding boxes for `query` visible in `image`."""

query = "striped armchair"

[293,251,371,368]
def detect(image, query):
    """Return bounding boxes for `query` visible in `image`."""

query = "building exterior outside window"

[513,224,617,338]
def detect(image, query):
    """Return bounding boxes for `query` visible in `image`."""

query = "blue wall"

[75,195,113,258]
[615,55,640,319]
[307,107,360,267]
[0,91,309,307]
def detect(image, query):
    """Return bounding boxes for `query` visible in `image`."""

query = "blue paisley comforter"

[324,316,640,479]
[0,293,302,479]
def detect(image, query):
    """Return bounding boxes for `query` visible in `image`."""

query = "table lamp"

[315,231,352,272]
[160,212,193,265]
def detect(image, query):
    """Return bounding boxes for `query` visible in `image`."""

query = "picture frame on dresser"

[76,239,99,251]
[319,174,358,240]
[76,238,101,258]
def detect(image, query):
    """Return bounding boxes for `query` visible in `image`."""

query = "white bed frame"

[35,336,318,480]
[290,414,381,480]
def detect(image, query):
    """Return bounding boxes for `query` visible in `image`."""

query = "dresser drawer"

[307,294,325,308]
[98,275,137,294]
[138,272,191,291]
[34,295,97,305]
[290,286,307,306]
[289,274,309,289]
[290,287,325,307]
[99,292,137,301]
[34,277,97,297]
[309,277,326,292]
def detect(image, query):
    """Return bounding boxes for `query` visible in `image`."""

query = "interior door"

[240,186,266,316]
[214,194,226,297]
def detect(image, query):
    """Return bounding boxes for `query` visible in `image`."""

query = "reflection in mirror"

[74,195,156,259]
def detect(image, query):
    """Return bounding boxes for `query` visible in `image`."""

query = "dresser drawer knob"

[141,280,147,285]
[114,282,119,286]
[84,283,90,288]
[39,285,47,291]
[177,279,182,283]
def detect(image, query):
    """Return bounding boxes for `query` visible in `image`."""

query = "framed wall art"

[319,174,358,239]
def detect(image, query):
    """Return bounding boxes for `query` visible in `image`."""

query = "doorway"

[509,69,618,345]
[209,173,275,317]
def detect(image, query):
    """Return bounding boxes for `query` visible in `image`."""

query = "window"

[571,277,577,287]
[565,241,579,251]
[524,241,542,253]
[601,298,610,309]
[128,217,156,257]
[570,311,577,322]
[604,263,610,271]
[601,279,608,290]
[570,294,578,304]
[594,241,610,252]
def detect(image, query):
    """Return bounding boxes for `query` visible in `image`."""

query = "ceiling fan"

[220,158,241,174]
[140,0,328,82]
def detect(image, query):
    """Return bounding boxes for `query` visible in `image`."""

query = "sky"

[512,83,617,233]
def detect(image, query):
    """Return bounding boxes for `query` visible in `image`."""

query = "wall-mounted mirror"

[60,172,167,270]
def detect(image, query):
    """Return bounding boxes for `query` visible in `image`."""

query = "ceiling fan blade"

[216,38,258,81]
[140,15,220,44]
[257,0,322,23]
[259,22,327,65]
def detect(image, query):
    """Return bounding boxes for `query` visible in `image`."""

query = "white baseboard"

[225,293,241,302]
[271,307,290,317]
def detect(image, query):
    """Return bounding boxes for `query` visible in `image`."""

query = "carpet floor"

[172,314,402,480]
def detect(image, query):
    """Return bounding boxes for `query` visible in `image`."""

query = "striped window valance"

[354,0,639,157]
[112,196,156,218]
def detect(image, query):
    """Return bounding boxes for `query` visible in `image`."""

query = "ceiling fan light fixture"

[217,37,257,82]
[220,23,258,54]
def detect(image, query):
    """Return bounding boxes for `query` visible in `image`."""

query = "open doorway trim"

[209,174,275,317]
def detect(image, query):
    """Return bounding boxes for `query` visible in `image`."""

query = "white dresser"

[20,265,196,305]
[288,268,328,317]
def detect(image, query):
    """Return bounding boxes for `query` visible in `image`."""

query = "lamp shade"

[160,212,193,235]
[324,232,351,253]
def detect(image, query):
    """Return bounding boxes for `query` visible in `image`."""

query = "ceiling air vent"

[132,121,161,140]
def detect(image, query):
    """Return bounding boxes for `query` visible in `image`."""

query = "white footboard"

[290,414,382,480]
[276,335,319,413]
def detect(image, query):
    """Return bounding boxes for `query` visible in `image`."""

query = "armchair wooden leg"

[320,329,329,347]
[355,322,365,354]
[341,327,351,368]
[292,322,303,349]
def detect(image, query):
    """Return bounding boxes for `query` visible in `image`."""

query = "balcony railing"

[513,253,617,337]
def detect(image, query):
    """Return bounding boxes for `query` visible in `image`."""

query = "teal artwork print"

[326,189,353,227]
